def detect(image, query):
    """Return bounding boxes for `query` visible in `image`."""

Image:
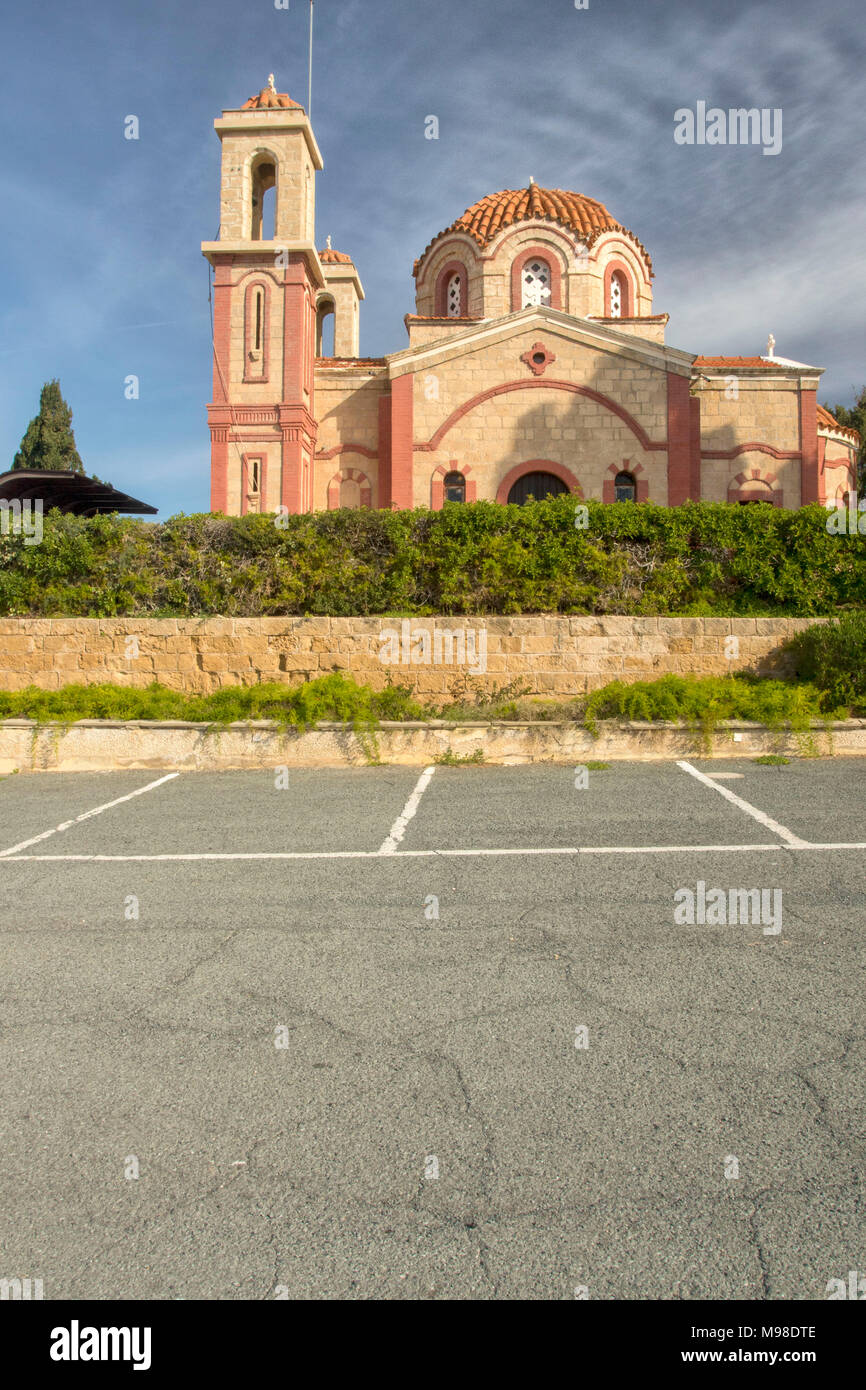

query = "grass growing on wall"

[1,499,865,617]
[0,669,852,733]
[0,673,428,730]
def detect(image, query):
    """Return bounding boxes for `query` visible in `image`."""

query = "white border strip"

[378,766,436,854]
[676,760,811,848]
[0,773,180,858]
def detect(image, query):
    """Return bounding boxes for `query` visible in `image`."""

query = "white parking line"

[0,774,180,858]
[378,766,436,855]
[2,842,864,864]
[676,760,811,848]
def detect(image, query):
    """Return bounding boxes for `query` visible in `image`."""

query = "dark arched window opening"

[316,298,336,357]
[614,470,636,502]
[443,471,466,503]
[251,158,276,240]
[507,471,569,506]
[253,288,264,351]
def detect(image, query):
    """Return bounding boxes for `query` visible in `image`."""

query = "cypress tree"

[12,379,84,473]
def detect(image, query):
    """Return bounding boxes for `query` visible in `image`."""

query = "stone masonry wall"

[0,617,821,697]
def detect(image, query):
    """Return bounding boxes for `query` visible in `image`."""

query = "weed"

[434,747,485,766]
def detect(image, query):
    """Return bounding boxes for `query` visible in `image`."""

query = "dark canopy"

[0,470,157,516]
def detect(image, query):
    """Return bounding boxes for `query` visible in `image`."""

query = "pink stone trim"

[415,379,665,453]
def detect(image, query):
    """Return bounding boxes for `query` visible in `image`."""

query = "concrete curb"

[1,718,865,772]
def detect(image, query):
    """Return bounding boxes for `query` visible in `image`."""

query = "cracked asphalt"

[0,759,863,1300]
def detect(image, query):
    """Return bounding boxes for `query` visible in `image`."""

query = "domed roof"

[416,184,652,274]
[320,245,353,265]
[240,82,303,111]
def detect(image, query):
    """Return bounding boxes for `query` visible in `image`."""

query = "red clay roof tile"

[817,403,860,440]
[416,186,652,275]
[239,87,303,111]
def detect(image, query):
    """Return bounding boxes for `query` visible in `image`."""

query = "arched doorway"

[506,471,570,506]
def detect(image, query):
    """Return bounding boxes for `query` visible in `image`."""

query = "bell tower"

[202,77,325,515]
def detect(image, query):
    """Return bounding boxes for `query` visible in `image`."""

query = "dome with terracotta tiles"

[320,244,353,265]
[240,84,303,111]
[417,184,652,272]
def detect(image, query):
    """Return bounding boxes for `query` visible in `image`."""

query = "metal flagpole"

[308,1,314,116]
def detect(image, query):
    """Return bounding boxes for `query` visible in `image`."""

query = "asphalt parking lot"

[1,758,864,1300]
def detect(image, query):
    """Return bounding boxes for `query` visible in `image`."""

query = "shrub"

[582,673,831,738]
[785,612,866,713]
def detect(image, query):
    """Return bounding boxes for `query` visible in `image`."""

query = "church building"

[202,80,859,516]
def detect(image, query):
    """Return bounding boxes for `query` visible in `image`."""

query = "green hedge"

[1,499,864,617]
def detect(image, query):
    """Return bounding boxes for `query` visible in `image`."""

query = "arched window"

[248,458,261,509]
[446,274,463,318]
[609,272,625,319]
[507,471,569,506]
[316,297,336,356]
[434,262,468,317]
[250,157,277,240]
[614,470,636,502]
[604,264,635,318]
[242,455,264,515]
[443,471,466,503]
[253,287,264,352]
[244,281,269,382]
[522,258,552,308]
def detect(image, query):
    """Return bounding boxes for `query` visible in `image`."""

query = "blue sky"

[1,0,863,516]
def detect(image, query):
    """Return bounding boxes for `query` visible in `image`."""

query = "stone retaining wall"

[0,616,823,696]
[0,718,862,774]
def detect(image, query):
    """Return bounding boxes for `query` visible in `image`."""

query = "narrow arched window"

[522,259,551,308]
[250,158,277,240]
[244,282,269,381]
[446,274,462,317]
[254,288,264,352]
[435,263,467,317]
[316,298,336,356]
[443,471,466,503]
[609,272,625,318]
[614,470,636,502]
[244,456,263,514]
